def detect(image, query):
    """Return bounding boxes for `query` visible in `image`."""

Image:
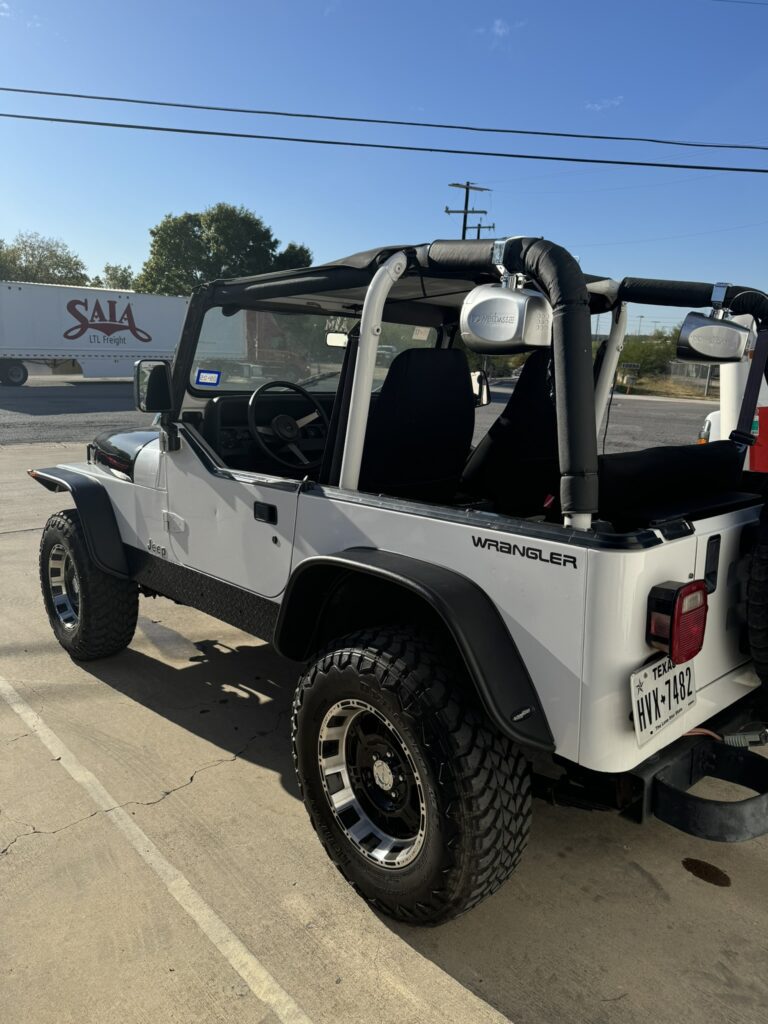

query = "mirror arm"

[160,413,181,452]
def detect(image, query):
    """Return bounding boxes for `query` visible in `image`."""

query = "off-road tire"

[292,626,532,925]
[39,509,138,660]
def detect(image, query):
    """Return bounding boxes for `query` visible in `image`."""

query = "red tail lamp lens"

[647,580,708,665]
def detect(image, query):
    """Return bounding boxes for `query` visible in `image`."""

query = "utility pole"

[445,182,491,239]
[468,221,496,240]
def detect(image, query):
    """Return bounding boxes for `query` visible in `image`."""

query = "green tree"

[90,263,136,290]
[619,329,678,377]
[0,231,88,285]
[135,203,312,295]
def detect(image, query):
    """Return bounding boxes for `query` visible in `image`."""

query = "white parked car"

[699,409,721,443]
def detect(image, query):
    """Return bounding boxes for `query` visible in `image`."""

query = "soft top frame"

[169,237,768,526]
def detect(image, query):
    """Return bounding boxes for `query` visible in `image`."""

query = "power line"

[574,216,768,247]
[2,110,768,175]
[1,84,767,154]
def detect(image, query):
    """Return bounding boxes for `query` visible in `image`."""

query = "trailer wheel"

[0,361,28,386]
[292,626,532,925]
[39,509,138,660]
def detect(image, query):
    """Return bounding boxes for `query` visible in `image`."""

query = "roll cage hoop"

[163,238,768,532]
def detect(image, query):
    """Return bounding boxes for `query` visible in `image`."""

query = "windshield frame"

[185,302,441,400]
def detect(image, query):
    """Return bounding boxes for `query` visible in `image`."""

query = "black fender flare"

[29,467,129,578]
[274,547,554,752]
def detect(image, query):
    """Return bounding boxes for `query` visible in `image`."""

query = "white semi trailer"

[0,281,189,386]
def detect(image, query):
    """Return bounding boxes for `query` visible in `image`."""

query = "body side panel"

[292,488,588,762]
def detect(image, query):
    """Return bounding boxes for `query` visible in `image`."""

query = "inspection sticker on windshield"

[195,369,221,387]
[630,657,696,746]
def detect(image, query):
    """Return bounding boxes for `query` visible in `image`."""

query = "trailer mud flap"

[653,739,768,842]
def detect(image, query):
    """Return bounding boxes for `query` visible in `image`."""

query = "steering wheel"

[247,380,329,471]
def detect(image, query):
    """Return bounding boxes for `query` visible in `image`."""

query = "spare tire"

[747,507,768,685]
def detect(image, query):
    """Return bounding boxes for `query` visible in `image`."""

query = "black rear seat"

[461,351,752,529]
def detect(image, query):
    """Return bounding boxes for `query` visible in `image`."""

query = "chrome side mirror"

[326,332,348,348]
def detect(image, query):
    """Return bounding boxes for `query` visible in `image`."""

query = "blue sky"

[1,0,767,331]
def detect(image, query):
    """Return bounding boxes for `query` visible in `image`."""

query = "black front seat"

[358,348,475,503]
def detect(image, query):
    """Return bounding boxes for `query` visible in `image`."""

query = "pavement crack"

[0,716,285,858]
[118,716,285,813]
[0,828,35,857]
[0,810,101,858]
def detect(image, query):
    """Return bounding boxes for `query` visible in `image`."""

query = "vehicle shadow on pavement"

[79,626,303,799]
[77,615,768,1024]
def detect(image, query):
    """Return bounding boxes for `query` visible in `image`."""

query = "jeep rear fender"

[29,467,129,578]
[274,547,554,752]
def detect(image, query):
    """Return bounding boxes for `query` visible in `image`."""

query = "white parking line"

[0,673,313,1024]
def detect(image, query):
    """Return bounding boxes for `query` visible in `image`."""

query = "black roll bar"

[429,237,597,521]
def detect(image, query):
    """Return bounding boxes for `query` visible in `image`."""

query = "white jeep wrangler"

[31,238,768,924]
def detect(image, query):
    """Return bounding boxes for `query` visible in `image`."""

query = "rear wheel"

[292,627,532,924]
[39,509,138,660]
[0,361,28,386]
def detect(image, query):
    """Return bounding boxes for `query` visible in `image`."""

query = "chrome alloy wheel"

[318,699,427,869]
[47,543,80,629]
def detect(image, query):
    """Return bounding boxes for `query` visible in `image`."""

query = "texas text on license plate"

[630,657,696,746]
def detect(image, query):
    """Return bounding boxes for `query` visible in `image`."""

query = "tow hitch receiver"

[653,737,768,842]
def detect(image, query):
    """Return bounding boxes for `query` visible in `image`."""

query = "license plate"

[630,657,696,746]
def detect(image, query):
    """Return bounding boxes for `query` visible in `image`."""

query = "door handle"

[253,502,278,524]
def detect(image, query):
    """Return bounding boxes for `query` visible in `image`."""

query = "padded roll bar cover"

[429,236,599,514]
[620,278,768,323]
[426,239,496,270]
[504,237,598,515]
[619,278,715,309]
[29,466,129,578]
[274,547,555,752]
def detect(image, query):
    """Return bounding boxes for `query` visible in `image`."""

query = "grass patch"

[618,376,719,400]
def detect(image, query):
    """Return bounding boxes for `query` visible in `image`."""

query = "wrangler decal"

[471,534,578,569]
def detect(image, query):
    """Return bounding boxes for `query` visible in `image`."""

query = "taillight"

[646,580,708,665]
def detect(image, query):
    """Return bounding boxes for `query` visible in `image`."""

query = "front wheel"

[292,627,532,924]
[39,509,138,660]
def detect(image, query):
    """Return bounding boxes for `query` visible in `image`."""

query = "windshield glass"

[190,308,436,394]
